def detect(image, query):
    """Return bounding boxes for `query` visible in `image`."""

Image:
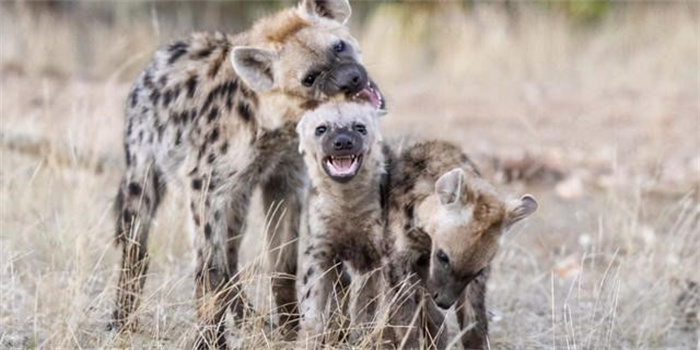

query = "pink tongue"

[336,158,352,170]
[363,88,381,109]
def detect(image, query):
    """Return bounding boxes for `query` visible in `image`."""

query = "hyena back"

[112,0,384,348]
[386,141,537,349]
[295,103,387,347]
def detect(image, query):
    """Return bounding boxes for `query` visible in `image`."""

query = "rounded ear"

[231,47,277,92]
[505,194,538,228]
[435,168,465,206]
[298,0,351,25]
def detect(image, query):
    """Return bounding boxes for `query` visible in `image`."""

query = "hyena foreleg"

[261,154,304,334]
[456,267,490,350]
[298,253,350,348]
[111,161,165,331]
[191,175,253,350]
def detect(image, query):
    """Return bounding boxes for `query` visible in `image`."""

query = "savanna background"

[0,0,698,349]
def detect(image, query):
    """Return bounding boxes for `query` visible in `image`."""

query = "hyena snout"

[321,62,368,96]
[429,275,469,309]
[323,128,364,155]
[332,133,355,151]
[320,128,366,183]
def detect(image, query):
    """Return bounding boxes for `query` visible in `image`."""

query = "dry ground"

[1,3,699,349]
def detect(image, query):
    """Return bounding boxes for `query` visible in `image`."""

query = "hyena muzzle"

[295,102,388,347]
[111,0,385,348]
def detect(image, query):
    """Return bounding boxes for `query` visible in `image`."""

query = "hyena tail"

[110,156,166,331]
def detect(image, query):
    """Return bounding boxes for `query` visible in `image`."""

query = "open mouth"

[352,80,385,111]
[322,154,364,183]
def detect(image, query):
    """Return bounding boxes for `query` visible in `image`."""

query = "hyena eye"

[302,73,318,87]
[315,125,327,136]
[436,249,450,267]
[354,124,366,135]
[333,40,346,53]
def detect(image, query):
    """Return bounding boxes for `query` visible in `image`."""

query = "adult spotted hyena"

[385,141,537,349]
[295,102,388,347]
[111,0,385,348]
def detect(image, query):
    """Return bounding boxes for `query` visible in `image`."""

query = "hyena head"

[296,102,383,184]
[231,0,385,121]
[417,168,538,309]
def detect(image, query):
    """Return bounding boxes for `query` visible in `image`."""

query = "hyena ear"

[231,47,277,92]
[435,168,465,206]
[299,0,351,25]
[505,194,538,228]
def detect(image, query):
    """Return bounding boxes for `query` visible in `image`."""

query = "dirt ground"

[1,2,698,349]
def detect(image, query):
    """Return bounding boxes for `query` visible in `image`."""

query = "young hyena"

[295,102,388,347]
[385,141,538,349]
[111,0,385,348]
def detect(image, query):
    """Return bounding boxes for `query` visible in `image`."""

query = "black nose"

[335,64,368,95]
[333,134,353,150]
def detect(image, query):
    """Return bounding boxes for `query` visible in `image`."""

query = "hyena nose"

[336,64,367,95]
[333,134,354,150]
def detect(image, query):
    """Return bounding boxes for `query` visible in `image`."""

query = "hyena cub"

[295,102,387,347]
[112,0,384,347]
[386,141,538,349]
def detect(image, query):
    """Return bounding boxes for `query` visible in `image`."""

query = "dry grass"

[1,2,699,349]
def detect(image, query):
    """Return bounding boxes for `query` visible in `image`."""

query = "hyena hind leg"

[111,162,166,331]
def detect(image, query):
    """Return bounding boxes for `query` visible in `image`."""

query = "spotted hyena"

[295,102,388,347]
[385,141,538,349]
[111,0,385,348]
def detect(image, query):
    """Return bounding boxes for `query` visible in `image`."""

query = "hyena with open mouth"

[385,141,538,349]
[295,102,389,348]
[111,0,384,348]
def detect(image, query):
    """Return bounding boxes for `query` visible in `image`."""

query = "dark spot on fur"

[237,102,253,122]
[143,71,154,88]
[175,130,182,146]
[214,210,221,221]
[305,289,311,299]
[159,75,168,87]
[192,178,203,190]
[128,182,142,196]
[129,87,140,108]
[220,142,229,154]
[204,223,212,239]
[194,214,201,227]
[207,51,225,78]
[208,153,216,164]
[149,90,161,106]
[167,41,188,64]
[209,128,219,142]
[300,99,320,111]
[194,46,214,59]
[207,107,219,123]
[163,89,173,107]
[186,75,198,98]
[224,80,237,111]
[156,123,166,140]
